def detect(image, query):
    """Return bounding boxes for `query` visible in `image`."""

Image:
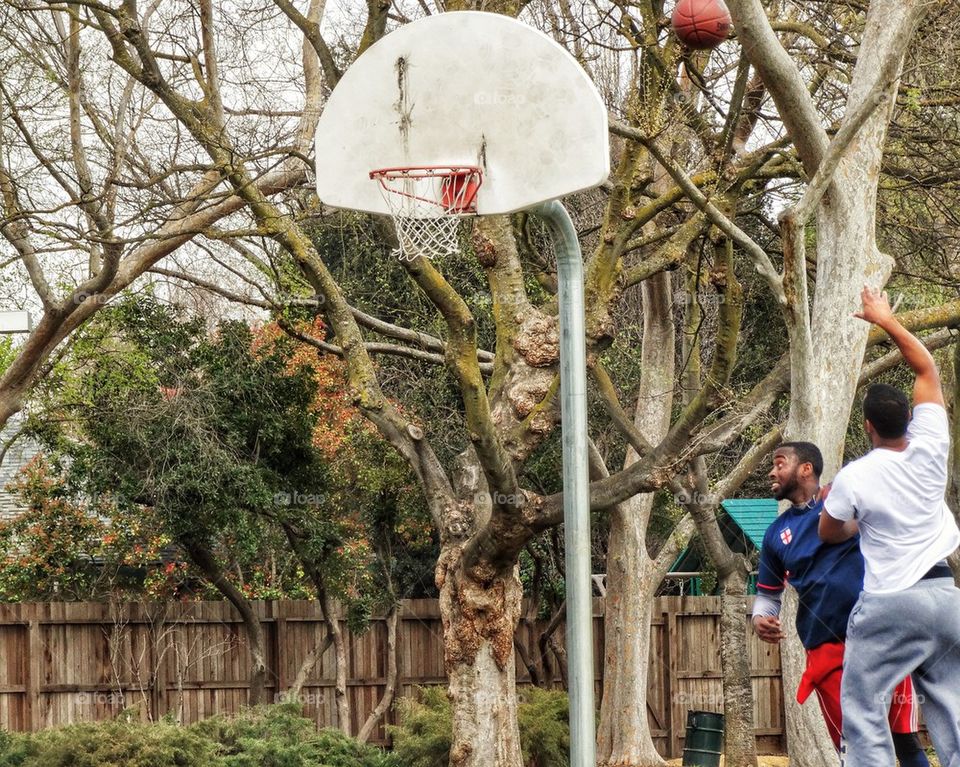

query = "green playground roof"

[666,498,780,573]
[720,498,779,550]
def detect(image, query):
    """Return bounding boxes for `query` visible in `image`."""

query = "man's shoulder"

[908,402,950,447]
[912,402,947,419]
[835,450,884,480]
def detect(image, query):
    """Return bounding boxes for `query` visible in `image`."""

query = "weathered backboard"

[0,311,31,334]
[314,11,610,217]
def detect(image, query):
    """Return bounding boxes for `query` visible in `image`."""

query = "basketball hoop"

[369,165,482,261]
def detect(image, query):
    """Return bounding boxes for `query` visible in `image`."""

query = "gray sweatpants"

[840,577,960,767]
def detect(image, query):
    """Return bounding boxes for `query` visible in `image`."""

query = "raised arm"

[855,286,944,407]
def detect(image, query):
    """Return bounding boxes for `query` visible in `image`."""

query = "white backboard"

[0,311,32,334]
[315,12,610,216]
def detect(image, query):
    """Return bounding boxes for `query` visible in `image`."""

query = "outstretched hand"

[753,615,786,644]
[853,285,894,326]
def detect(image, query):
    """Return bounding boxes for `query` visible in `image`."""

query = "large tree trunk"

[438,547,525,767]
[718,564,756,767]
[597,553,667,765]
[776,593,832,765]
[597,272,676,766]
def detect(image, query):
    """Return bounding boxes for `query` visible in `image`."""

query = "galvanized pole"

[532,200,594,766]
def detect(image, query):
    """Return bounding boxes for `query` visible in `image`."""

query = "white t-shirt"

[825,402,960,594]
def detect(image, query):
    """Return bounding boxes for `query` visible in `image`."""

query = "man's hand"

[753,615,786,644]
[853,286,895,327]
[852,283,943,406]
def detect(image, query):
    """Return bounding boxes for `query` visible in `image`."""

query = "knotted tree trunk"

[438,546,525,767]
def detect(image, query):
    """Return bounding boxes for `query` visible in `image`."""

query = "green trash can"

[681,710,724,767]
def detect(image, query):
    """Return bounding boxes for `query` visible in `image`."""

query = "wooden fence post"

[666,599,681,759]
[274,601,287,703]
[26,617,42,730]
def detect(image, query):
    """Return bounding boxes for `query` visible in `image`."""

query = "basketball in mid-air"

[672,0,733,49]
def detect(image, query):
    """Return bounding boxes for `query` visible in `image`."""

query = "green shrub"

[189,703,316,762]
[310,729,399,767]
[387,686,452,767]
[388,686,572,767]
[0,692,568,767]
[0,704,394,767]
[189,704,393,766]
[0,718,218,767]
[517,688,569,767]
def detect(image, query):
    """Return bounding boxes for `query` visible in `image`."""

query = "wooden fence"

[0,597,784,756]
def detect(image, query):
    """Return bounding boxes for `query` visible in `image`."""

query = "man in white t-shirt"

[819,286,960,767]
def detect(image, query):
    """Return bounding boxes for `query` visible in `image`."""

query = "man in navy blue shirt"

[752,441,926,764]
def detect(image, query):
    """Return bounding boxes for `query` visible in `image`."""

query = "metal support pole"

[532,200,594,767]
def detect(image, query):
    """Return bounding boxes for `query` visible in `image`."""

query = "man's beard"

[773,477,798,501]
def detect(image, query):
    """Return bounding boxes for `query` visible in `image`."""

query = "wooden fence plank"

[0,598,789,755]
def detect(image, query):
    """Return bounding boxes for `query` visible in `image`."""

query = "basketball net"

[370,166,482,261]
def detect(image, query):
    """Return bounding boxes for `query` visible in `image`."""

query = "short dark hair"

[776,441,824,478]
[863,384,910,439]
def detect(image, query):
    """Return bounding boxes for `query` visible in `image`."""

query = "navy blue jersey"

[756,499,864,650]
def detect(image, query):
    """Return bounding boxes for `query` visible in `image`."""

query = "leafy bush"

[309,729,399,767]
[0,718,218,767]
[0,693,568,767]
[517,688,569,766]
[0,704,394,767]
[387,686,452,767]
[189,703,316,761]
[388,686,572,767]
[190,704,393,766]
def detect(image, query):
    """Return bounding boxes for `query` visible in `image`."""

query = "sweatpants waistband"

[921,560,954,580]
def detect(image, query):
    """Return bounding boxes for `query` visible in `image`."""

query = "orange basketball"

[672,0,733,49]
